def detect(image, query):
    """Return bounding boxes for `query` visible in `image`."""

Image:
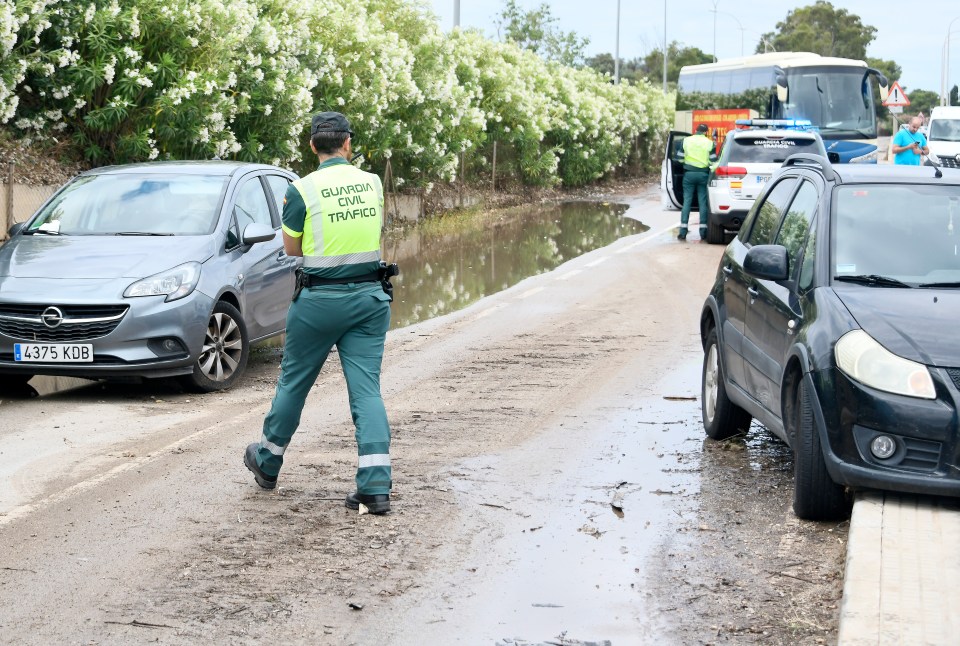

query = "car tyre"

[702,327,752,440]
[793,379,851,521]
[706,219,725,244]
[180,301,249,393]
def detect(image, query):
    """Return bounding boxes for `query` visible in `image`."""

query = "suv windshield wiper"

[113,232,173,236]
[834,274,913,288]
[917,281,960,288]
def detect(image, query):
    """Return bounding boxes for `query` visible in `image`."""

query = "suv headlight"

[124,262,201,302]
[849,149,879,164]
[835,330,935,399]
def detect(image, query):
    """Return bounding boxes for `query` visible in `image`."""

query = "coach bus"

[661,52,890,236]
[675,52,890,163]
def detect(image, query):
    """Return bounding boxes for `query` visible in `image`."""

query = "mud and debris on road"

[0,185,846,645]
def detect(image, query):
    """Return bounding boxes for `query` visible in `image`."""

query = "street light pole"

[614,0,621,84]
[711,9,744,56]
[711,0,718,62]
[662,0,668,94]
[945,17,960,105]
[453,0,459,29]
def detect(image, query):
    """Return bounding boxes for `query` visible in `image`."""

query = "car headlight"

[124,262,201,302]
[835,329,935,399]
[848,149,879,164]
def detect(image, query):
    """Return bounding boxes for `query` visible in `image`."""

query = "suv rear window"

[728,136,822,163]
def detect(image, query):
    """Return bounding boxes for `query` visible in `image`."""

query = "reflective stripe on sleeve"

[358,453,390,468]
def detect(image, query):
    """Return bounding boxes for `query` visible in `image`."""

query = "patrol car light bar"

[734,119,814,130]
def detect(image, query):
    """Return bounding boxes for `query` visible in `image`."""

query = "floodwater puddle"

[383,200,646,328]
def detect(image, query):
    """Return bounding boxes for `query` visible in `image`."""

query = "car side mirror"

[8,222,24,237]
[827,152,840,164]
[241,222,276,245]
[744,244,789,281]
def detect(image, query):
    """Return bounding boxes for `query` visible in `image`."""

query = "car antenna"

[923,156,943,179]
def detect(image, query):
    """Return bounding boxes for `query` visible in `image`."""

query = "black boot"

[345,491,390,514]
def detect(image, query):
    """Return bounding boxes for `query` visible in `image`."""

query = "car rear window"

[728,136,823,163]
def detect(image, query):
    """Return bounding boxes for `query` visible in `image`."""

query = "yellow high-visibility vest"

[292,164,384,268]
[683,134,714,169]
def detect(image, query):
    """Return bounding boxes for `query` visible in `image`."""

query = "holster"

[378,261,399,302]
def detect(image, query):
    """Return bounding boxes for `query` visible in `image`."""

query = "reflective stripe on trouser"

[680,169,710,236]
[257,282,392,495]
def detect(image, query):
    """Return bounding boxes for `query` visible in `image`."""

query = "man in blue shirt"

[891,117,928,165]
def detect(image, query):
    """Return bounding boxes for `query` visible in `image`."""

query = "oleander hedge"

[0,0,673,187]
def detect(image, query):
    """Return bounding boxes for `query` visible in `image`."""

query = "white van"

[925,106,960,168]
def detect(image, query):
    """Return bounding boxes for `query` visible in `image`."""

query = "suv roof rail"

[782,153,838,181]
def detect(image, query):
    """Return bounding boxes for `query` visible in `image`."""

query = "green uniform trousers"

[256,282,393,495]
[680,167,710,238]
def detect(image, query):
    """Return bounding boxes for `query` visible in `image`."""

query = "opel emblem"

[41,306,64,329]
[955,154,960,165]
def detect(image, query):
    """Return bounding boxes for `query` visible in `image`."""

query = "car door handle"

[747,287,759,298]
[277,250,287,260]
[722,265,733,275]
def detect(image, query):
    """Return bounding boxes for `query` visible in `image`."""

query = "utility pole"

[453,0,460,29]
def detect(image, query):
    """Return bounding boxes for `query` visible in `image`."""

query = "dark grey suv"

[700,154,960,520]
[0,161,299,392]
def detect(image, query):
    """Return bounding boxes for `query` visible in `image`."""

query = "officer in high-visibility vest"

[679,123,717,241]
[245,111,394,515]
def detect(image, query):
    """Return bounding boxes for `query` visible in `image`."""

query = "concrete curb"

[839,492,960,645]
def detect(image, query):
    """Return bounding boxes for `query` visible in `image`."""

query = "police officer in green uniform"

[244,111,394,515]
[679,123,716,241]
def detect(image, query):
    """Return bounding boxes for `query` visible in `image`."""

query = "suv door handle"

[722,265,733,275]
[747,287,759,298]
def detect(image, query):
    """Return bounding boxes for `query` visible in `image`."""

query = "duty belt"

[299,270,380,287]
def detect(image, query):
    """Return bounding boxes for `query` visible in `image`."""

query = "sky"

[428,0,960,98]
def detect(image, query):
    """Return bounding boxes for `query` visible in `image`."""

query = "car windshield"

[929,118,960,142]
[783,66,877,139]
[728,135,825,163]
[833,185,960,286]
[27,174,228,236]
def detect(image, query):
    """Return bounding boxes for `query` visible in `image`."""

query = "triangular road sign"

[883,81,911,107]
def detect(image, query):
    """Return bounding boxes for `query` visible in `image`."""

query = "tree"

[907,89,939,120]
[495,0,589,67]
[637,42,712,86]
[583,53,643,82]
[759,1,876,59]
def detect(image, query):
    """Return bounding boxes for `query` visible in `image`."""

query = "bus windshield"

[783,66,876,139]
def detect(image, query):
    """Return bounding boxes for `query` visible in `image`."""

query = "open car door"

[662,130,691,210]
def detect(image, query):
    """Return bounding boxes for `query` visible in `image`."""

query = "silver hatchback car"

[0,161,299,392]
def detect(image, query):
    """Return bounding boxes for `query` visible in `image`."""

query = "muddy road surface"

[0,187,846,645]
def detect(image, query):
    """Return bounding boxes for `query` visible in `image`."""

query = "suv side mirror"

[8,222,24,237]
[744,244,789,281]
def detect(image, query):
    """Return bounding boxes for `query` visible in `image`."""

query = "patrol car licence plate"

[14,343,93,363]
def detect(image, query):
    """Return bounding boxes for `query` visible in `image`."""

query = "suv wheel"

[701,327,752,440]
[180,301,249,393]
[706,219,725,244]
[792,379,850,520]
